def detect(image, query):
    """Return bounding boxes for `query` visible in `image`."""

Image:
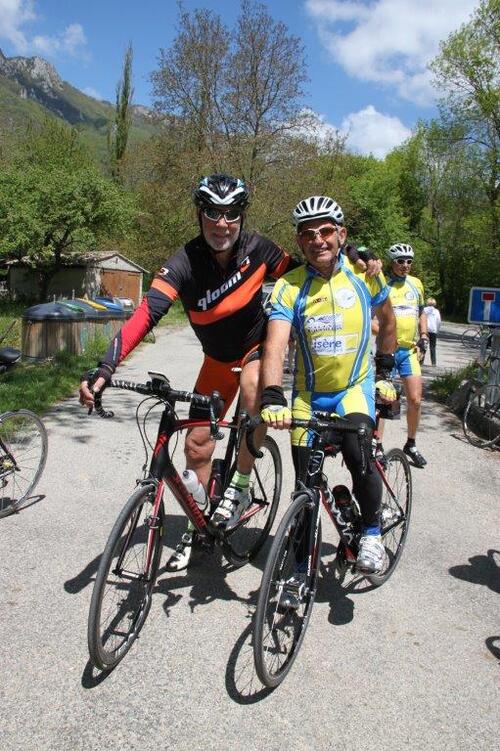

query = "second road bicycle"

[247,404,412,688]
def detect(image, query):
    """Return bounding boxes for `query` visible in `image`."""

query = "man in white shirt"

[423,297,441,366]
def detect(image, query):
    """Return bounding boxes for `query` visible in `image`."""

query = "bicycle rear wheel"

[223,435,282,566]
[254,492,321,688]
[462,386,500,448]
[368,448,412,586]
[87,483,163,671]
[0,410,48,518]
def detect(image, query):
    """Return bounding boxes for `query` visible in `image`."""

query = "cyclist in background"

[259,195,397,574]
[376,243,428,468]
[80,175,377,571]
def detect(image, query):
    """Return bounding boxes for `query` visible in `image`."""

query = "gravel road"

[1,321,498,751]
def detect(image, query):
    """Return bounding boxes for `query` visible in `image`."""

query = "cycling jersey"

[388,274,424,349]
[102,231,295,368]
[269,255,389,393]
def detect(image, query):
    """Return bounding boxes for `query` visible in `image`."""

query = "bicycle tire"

[462,387,500,449]
[368,448,412,586]
[0,410,48,518]
[461,327,481,347]
[254,492,321,688]
[87,483,163,671]
[223,435,282,567]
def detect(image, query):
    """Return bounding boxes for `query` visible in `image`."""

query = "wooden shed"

[7,252,148,307]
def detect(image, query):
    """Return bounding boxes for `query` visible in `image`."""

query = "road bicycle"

[460,324,493,349]
[248,406,412,688]
[462,355,500,448]
[0,325,48,518]
[87,372,282,671]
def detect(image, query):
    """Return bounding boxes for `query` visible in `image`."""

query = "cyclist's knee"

[185,429,213,464]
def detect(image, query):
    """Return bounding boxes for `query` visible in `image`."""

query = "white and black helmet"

[292,196,344,229]
[386,243,414,260]
[193,173,249,210]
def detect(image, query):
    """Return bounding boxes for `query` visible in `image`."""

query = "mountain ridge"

[0,48,155,160]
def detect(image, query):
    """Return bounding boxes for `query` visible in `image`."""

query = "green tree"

[108,43,134,180]
[430,0,499,252]
[0,121,135,301]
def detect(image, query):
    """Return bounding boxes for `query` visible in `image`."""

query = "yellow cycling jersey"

[387,274,424,349]
[269,254,389,393]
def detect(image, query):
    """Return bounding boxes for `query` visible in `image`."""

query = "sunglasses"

[202,206,241,223]
[395,258,412,265]
[299,225,337,242]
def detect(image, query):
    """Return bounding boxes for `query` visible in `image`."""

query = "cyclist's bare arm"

[262,319,292,390]
[374,296,397,358]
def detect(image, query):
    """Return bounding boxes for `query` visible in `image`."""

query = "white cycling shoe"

[211,486,251,530]
[356,534,386,574]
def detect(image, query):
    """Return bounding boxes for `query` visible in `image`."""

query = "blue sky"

[0,0,480,157]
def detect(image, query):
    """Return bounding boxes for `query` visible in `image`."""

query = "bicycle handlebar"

[245,413,369,459]
[92,377,224,439]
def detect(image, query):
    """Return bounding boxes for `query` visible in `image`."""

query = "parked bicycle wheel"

[461,327,481,347]
[88,483,163,671]
[254,493,321,688]
[223,435,282,566]
[368,448,412,586]
[0,410,48,518]
[462,386,500,449]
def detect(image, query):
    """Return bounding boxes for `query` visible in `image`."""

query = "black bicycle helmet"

[193,173,250,210]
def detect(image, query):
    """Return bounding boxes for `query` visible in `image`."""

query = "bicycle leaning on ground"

[460,324,493,349]
[462,354,500,449]
[0,328,48,518]
[246,402,412,688]
[86,371,282,671]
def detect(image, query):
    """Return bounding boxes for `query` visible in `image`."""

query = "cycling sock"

[231,470,250,490]
[362,524,381,536]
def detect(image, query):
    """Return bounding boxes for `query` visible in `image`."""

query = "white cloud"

[300,105,411,158]
[33,23,87,58]
[0,0,36,53]
[341,105,411,157]
[0,1,87,59]
[305,0,478,105]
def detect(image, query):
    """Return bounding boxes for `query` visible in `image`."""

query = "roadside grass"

[0,335,108,414]
[429,362,477,403]
[0,302,24,348]
[0,299,188,415]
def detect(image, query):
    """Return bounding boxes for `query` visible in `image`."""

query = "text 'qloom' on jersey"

[197,271,243,310]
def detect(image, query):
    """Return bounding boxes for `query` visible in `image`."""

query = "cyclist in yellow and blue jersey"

[259,196,397,575]
[376,243,429,468]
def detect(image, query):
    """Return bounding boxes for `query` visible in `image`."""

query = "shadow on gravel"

[81,660,114,689]
[225,621,275,703]
[485,636,500,664]
[449,549,500,594]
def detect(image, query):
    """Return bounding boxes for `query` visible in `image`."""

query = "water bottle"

[182,470,208,512]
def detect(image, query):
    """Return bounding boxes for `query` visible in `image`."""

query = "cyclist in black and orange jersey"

[80,173,379,570]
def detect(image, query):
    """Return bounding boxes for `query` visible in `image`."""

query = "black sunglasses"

[202,206,241,223]
[395,258,412,265]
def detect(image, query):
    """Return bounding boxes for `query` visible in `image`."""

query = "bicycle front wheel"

[368,448,412,586]
[87,483,163,671]
[462,387,500,448]
[0,410,48,518]
[223,435,282,566]
[254,492,321,688]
